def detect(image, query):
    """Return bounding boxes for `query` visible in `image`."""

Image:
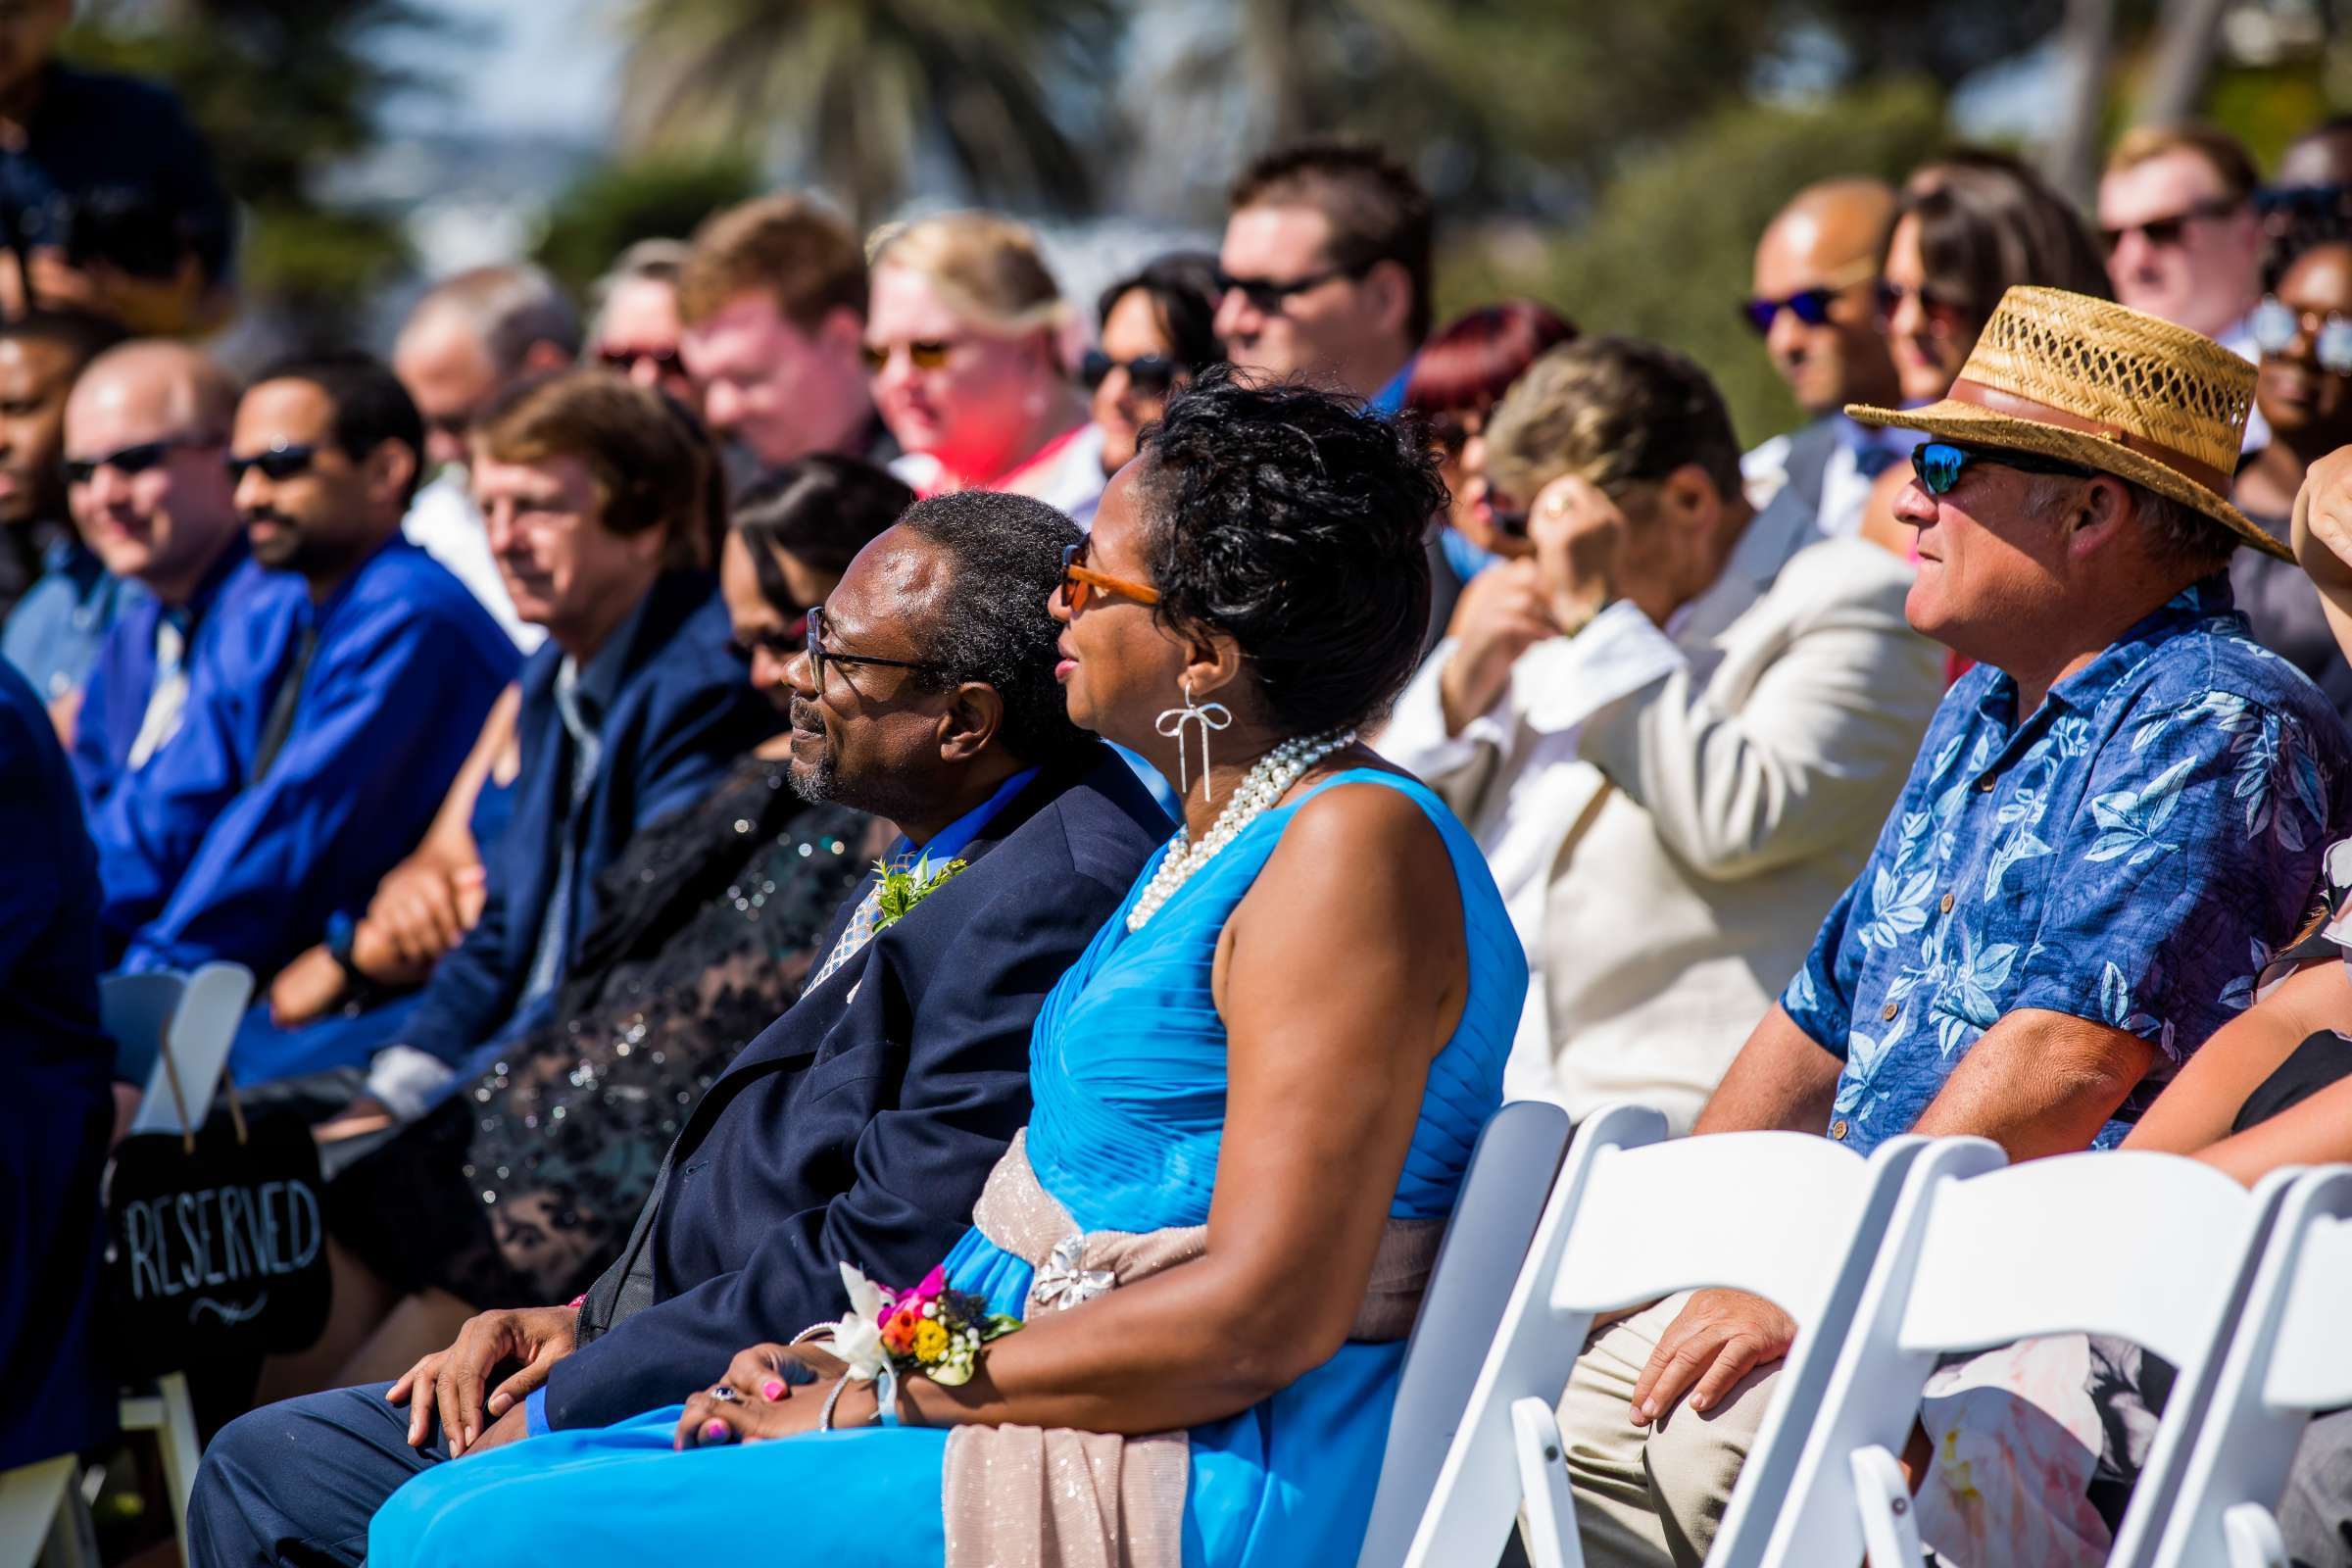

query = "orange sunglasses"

[1060,540,1160,612]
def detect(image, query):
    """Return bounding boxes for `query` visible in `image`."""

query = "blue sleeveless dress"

[369,768,1524,1568]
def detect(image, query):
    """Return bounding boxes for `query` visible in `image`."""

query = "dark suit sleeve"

[626,671,774,836]
[539,861,1114,1431]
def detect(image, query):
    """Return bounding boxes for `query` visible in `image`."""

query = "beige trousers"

[1553,1292,1780,1568]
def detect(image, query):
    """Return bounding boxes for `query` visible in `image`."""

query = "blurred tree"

[1437,80,1950,446]
[533,154,761,301]
[614,0,1118,225]
[60,0,439,334]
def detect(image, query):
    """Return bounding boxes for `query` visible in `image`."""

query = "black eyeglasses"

[1910,440,2098,496]
[1213,259,1374,316]
[223,443,320,483]
[804,605,950,687]
[598,344,681,374]
[63,434,219,486]
[2100,196,2245,255]
[1080,350,1181,396]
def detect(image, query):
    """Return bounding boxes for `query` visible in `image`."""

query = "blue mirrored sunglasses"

[1910,440,2099,496]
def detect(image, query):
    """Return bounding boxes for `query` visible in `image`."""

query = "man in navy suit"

[230,370,774,1098]
[190,490,1170,1566]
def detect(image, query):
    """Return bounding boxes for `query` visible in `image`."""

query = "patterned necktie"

[127,612,188,768]
[808,881,884,991]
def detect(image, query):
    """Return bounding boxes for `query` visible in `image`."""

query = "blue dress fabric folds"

[368,767,1524,1568]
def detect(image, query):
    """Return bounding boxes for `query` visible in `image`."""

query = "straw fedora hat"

[1846,285,2285,561]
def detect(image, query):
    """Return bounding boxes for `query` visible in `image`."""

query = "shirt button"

[1977,775,1995,792]
[1939,893,1955,913]
[1830,1119,1850,1141]
[1881,1002,1898,1020]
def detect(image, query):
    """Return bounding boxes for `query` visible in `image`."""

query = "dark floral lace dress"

[328,758,875,1308]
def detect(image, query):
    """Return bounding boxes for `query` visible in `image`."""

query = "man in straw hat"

[1548,286,2352,1568]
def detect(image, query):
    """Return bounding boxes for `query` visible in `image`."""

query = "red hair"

[1404,300,1580,417]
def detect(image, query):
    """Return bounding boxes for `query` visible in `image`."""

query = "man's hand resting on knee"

[388,1304,578,1456]
[1628,1288,1795,1426]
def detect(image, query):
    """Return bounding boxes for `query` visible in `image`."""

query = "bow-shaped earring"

[1155,678,1233,802]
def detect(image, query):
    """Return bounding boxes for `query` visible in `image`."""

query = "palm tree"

[613,0,1117,224]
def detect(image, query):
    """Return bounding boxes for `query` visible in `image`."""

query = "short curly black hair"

[893,489,1093,771]
[1134,367,1443,736]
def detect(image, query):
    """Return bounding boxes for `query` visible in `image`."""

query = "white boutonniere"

[871,852,967,933]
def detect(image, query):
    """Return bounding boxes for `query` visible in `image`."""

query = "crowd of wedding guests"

[17,21,2352,1560]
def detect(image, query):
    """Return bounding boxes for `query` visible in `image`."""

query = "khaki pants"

[1554,1292,1780,1568]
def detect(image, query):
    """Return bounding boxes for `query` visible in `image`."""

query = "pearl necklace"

[1126,727,1358,933]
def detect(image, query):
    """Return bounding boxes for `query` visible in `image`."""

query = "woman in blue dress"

[369,368,1526,1567]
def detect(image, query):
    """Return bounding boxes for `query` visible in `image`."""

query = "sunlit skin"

[393,312,507,474]
[593,275,698,407]
[1213,203,1412,398]
[63,345,236,605]
[229,378,415,602]
[470,450,664,663]
[718,529,840,716]
[865,265,1083,485]
[679,291,870,466]
[1880,213,1979,406]
[2237,246,2352,523]
[1091,288,1189,475]
[0,334,79,526]
[2099,149,2263,339]
[1751,181,1901,416]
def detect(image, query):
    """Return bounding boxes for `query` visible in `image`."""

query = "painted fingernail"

[701,1419,730,1445]
[760,1380,787,1401]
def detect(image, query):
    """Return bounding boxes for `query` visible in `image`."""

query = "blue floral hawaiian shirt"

[1781,577,2352,1155]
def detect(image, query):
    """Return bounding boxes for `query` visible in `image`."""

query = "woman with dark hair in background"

[261,457,912,1400]
[1858,153,2113,559]
[1086,251,1222,478]
[1404,300,1580,581]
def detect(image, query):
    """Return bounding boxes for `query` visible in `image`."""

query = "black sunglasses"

[63,434,218,486]
[727,612,811,664]
[1080,350,1181,396]
[1213,259,1373,316]
[223,443,320,484]
[1740,286,1842,335]
[1910,440,2098,496]
[804,605,950,686]
[2100,196,2245,255]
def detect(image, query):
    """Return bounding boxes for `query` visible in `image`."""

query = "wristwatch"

[324,910,359,970]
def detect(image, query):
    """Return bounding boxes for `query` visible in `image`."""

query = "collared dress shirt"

[89,535,517,979]
[0,530,132,702]
[1783,577,2352,1155]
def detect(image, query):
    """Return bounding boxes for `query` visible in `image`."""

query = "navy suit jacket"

[545,744,1170,1431]
[404,569,777,1075]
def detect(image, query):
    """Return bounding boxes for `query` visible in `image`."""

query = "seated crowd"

[16,90,2352,1568]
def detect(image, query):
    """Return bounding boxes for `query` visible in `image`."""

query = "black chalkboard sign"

[101,1109,331,1378]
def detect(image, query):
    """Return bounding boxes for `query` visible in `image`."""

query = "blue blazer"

[405,569,777,1075]
[544,744,1171,1432]
[0,662,116,1467]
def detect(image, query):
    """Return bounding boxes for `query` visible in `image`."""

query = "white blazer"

[1380,492,1944,1130]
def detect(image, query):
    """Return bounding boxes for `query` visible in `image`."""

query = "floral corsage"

[799,1262,1021,1427]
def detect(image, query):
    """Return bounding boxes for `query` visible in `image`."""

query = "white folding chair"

[98,961,255,1559]
[1356,1101,1575,1568]
[1761,1149,2300,1568]
[2151,1163,2352,1568]
[0,1455,94,1568]
[1401,1102,1968,1568]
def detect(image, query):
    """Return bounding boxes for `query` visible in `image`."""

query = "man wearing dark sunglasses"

[1215,141,1430,411]
[1740,178,1907,543]
[86,351,517,999]
[2099,124,2265,351]
[59,339,298,814]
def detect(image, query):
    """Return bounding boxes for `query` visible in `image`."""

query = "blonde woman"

[866,212,1104,524]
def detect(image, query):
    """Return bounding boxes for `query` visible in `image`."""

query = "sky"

[380,0,624,143]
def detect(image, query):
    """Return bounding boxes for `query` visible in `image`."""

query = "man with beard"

[90,352,515,987]
[190,489,1172,1566]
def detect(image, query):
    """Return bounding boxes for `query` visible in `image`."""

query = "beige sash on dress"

[940,1131,1443,1568]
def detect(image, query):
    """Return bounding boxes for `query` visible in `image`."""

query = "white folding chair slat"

[2151,1165,2352,1568]
[1551,1132,1881,1325]
[1896,1152,2265,1366]
[126,961,254,1139]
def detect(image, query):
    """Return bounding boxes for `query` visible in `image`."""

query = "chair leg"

[0,1458,76,1568]
[1850,1444,1924,1568]
[1511,1396,1586,1568]
[2223,1501,2291,1568]
[35,1488,97,1568]
[151,1372,202,1557]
